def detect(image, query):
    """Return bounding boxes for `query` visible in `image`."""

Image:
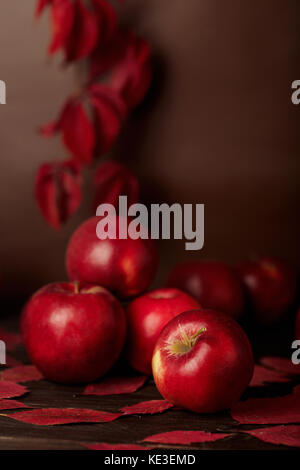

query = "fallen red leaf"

[260,356,300,376]
[231,394,300,424]
[7,408,121,426]
[244,425,300,448]
[0,381,28,399]
[1,365,43,383]
[0,328,22,351]
[35,159,82,229]
[250,365,290,387]
[143,430,230,445]
[0,400,30,410]
[121,400,173,416]
[83,442,154,451]
[93,161,139,212]
[83,376,147,396]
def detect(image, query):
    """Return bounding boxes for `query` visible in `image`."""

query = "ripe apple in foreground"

[66,216,158,299]
[21,282,126,384]
[237,257,298,326]
[152,309,254,413]
[126,288,200,375]
[166,261,244,320]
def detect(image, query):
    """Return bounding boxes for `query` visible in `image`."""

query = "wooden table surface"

[0,307,299,451]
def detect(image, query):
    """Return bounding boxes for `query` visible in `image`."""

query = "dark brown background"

[0,0,299,296]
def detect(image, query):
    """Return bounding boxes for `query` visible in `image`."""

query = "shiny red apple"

[66,216,158,299]
[152,309,254,413]
[166,261,244,320]
[21,282,126,384]
[126,287,200,375]
[237,257,298,326]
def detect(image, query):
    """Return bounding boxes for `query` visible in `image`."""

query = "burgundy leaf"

[93,161,139,212]
[250,365,290,387]
[49,0,74,55]
[1,365,43,383]
[83,376,147,396]
[143,430,230,445]
[110,31,152,109]
[35,159,82,229]
[231,394,300,424]
[62,101,95,164]
[91,0,118,43]
[260,356,300,376]
[89,84,127,156]
[244,425,300,448]
[35,0,52,17]
[0,328,22,351]
[64,0,99,62]
[121,400,173,416]
[89,31,126,80]
[0,400,30,411]
[7,408,121,426]
[0,381,28,399]
[83,442,154,451]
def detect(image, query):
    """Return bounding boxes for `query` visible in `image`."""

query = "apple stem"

[73,281,80,294]
[165,327,207,356]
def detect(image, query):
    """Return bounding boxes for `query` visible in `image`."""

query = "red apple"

[21,282,126,384]
[152,309,254,413]
[296,308,300,339]
[126,288,200,375]
[237,257,298,326]
[66,216,158,299]
[166,261,244,320]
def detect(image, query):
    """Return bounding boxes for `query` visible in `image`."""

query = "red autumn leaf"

[231,394,300,424]
[62,101,95,164]
[83,376,147,396]
[89,84,127,156]
[143,430,230,445]
[1,365,43,383]
[250,364,290,387]
[121,400,173,416]
[0,400,30,411]
[91,0,118,43]
[35,159,82,229]
[110,31,152,109]
[64,0,99,62]
[35,0,52,17]
[0,381,28,399]
[83,443,154,451]
[260,356,300,376]
[93,161,139,212]
[7,408,121,426]
[0,328,22,351]
[49,0,75,55]
[243,425,300,449]
[89,31,126,80]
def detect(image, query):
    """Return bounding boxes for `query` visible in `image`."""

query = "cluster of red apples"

[21,216,299,413]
